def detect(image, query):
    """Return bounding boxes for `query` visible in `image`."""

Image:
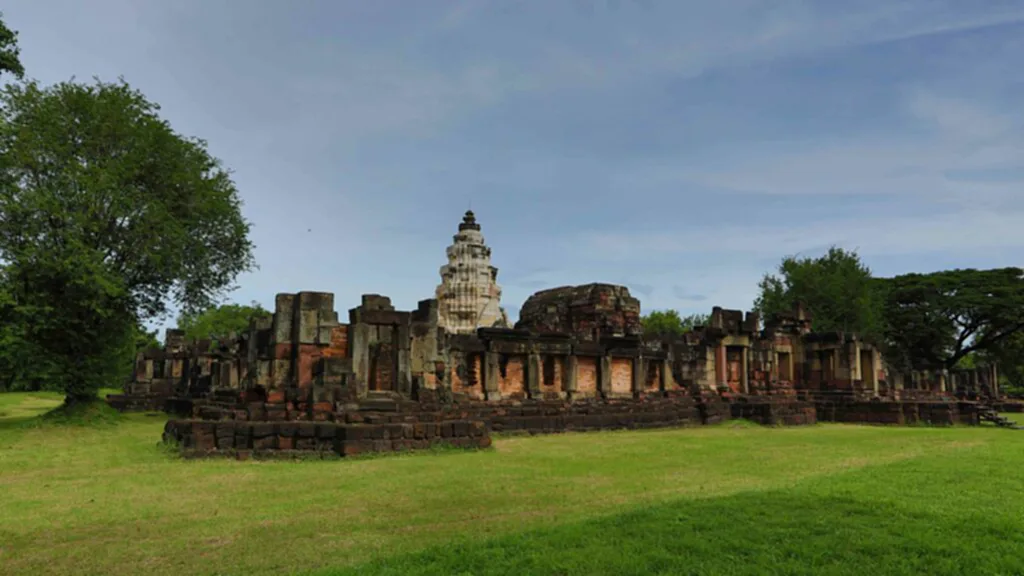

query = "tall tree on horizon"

[753,246,885,340]
[882,268,1024,372]
[641,310,710,337]
[0,12,25,80]
[177,302,271,345]
[0,78,256,405]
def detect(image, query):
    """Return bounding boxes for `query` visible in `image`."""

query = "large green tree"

[641,310,709,337]
[177,301,270,344]
[982,331,1024,394]
[753,246,885,339]
[0,79,255,404]
[882,268,1024,371]
[0,12,24,80]
[0,274,54,391]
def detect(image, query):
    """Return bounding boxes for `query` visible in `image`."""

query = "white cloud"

[576,208,1024,262]
[606,86,1023,206]
[261,1,1024,147]
[907,91,1016,142]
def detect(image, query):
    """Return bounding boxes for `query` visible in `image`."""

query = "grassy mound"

[32,396,124,428]
[0,390,123,430]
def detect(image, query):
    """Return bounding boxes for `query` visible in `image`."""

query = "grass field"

[1,392,1022,576]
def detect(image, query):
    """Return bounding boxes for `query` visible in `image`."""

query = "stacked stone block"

[164,417,492,460]
[515,283,641,341]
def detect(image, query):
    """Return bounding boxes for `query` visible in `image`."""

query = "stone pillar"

[526,353,542,398]
[599,355,613,397]
[564,355,578,396]
[396,348,412,395]
[715,344,726,388]
[850,344,859,388]
[394,323,412,395]
[830,349,840,386]
[870,351,879,395]
[740,348,749,394]
[661,359,672,391]
[484,352,502,401]
[272,294,296,388]
[349,323,371,398]
[631,356,645,395]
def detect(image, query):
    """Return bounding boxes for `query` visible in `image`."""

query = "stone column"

[715,344,726,389]
[850,344,859,388]
[526,353,542,398]
[599,355,613,397]
[272,294,296,388]
[564,355,578,397]
[870,351,879,395]
[740,348,750,394]
[349,323,371,398]
[631,356,645,395]
[830,349,840,386]
[661,359,672,392]
[484,352,502,401]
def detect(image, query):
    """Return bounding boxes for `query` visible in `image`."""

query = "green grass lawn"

[1,392,1023,576]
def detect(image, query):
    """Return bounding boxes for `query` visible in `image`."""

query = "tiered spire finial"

[435,210,508,334]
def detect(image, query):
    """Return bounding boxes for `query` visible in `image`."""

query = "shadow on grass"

[316,482,1024,576]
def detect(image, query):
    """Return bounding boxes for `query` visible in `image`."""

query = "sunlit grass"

[1,392,1022,576]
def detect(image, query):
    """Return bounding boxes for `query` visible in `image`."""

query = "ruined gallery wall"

[247,292,349,395]
[123,283,1004,413]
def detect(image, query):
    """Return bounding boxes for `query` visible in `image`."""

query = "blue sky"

[5,1,1024,327]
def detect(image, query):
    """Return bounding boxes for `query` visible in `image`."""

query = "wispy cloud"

[5,0,1021,323]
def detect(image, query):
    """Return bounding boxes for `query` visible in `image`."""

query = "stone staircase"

[358,391,402,412]
[978,404,1023,429]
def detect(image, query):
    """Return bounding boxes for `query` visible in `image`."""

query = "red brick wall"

[611,358,632,395]
[296,344,321,387]
[499,356,526,398]
[324,325,348,359]
[451,354,484,400]
[576,357,598,397]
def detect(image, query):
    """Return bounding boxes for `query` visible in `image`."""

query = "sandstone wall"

[515,283,641,341]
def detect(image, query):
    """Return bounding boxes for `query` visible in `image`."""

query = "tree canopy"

[0,13,24,80]
[177,302,270,344]
[753,246,884,340]
[641,310,709,337]
[982,331,1024,395]
[882,268,1024,371]
[0,78,255,402]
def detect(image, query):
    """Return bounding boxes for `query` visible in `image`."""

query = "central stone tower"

[435,210,509,334]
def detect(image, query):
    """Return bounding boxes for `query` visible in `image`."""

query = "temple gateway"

[117,210,1018,458]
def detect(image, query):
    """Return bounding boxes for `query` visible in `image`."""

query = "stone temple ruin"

[113,211,1020,459]
[435,210,509,334]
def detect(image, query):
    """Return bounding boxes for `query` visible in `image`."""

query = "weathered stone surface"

[515,283,642,342]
